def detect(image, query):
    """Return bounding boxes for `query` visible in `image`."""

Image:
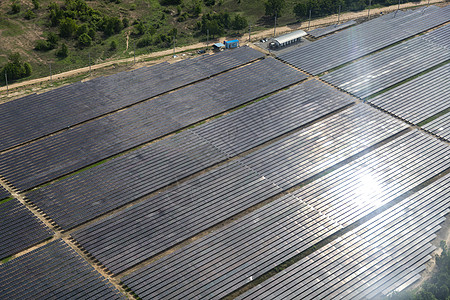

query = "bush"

[137,36,152,48]
[110,40,117,50]
[59,17,78,37]
[56,43,69,57]
[32,0,40,10]
[130,3,136,10]
[160,0,182,5]
[46,32,59,48]
[204,0,215,6]
[25,10,36,19]
[35,40,49,51]
[78,32,92,47]
[10,1,20,14]
[122,17,129,28]
[1,53,32,81]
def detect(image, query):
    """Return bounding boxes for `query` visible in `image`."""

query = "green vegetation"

[0,0,431,84]
[1,53,32,83]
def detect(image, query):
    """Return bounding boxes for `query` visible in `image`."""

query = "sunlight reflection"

[356,173,383,208]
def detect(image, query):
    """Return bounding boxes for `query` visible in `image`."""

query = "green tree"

[232,14,247,31]
[78,32,92,47]
[56,43,69,57]
[2,53,32,81]
[32,0,40,10]
[59,17,78,37]
[25,10,36,19]
[265,0,285,17]
[110,40,117,50]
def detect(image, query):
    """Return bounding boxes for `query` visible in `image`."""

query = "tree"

[110,40,117,50]
[10,1,20,14]
[2,53,32,81]
[232,14,248,31]
[265,0,285,17]
[32,0,40,10]
[59,17,78,37]
[78,32,92,47]
[56,43,69,57]
[25,10,36,19]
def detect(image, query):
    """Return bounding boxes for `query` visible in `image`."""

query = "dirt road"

[0,0,445,95]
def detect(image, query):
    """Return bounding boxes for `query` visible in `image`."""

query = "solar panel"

[0,239,125,299]
[71,161,281,274]
[0,57,305,192]
[0,47,264,152]
[307,20,357,38]
[422,112,450,142]
[121,131,450,299]
[279,5,450,75]
[191,79,355,157]
[321,36,450,99]
[0,199,53,259]
[0,186,8,201]
[241,104,409,190]
[368,63,450,124]
[26,131,228,230]
[238,173,450,299]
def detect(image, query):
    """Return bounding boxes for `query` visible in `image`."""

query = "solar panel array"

[191,79,355,157]
[238,173,450,300]
[0,47,263,152]
[368,63,449,124]
[307,20,357,38]
[71,103,408,275]
[279,5,450,74]
[0,57,305,192]
[423,112,450,141]
[26,130,227,230]
[321,35,450,99]
[71,161,281,274]
[241,104,409,190]
[121,130,449,299]
[2,8,450,299]
[0,199,53,259]
[0,239,125,299]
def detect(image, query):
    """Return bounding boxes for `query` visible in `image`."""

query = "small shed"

[271,30,307,48]
[212,42,225,51]
[224,40,239,49]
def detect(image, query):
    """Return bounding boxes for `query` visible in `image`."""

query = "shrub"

[78,32,92,47]
[160,0,182,5]
[110,40,117,50]
[32,0,40,9]
[1,53,32,81]
[59,17,78,37]
[56,43,69,57]
[130,3,136,10]
[10,1,20,14]
[122,17,129,28]
[25,10,36,19]
[35,40,49,51]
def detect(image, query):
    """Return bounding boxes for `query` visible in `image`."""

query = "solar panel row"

[321,36,450,99]
[72,161,281,274]
[279,5,450,75]
[241,104,409,190]
[0,186,8,200]
[368,63,449,124]
[307,20,357,38]
[0,239,125,299]
[0,47,263,152]
[121,130,450,299]
[422,112,450,142]
[70,95,400,275]
[191,79,355,157]
[0,199,53,260]
[0,57,305,193]
[26,130,227,230]
[238,173,450,299]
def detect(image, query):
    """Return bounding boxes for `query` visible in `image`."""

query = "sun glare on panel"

[356,173,383,208]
